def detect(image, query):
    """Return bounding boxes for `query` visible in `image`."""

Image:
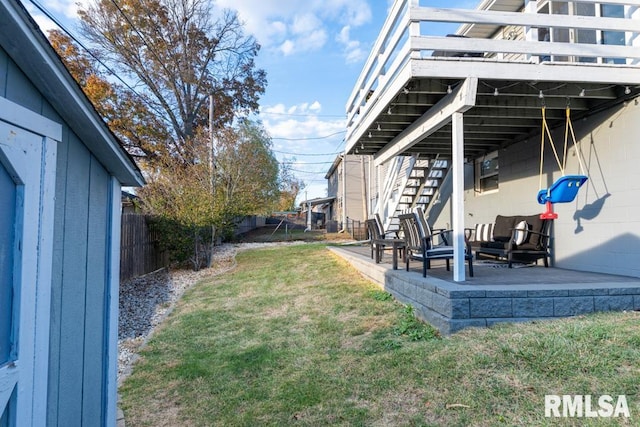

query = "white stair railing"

[376,155,417,232]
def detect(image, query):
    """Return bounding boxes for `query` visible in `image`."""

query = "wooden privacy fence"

[120,214,169,282]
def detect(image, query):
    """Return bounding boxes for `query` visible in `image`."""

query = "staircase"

[375,155,451,235]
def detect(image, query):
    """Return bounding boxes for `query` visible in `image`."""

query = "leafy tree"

[78,0,266,164]
[51,1,285,270]
[277,160,305,211]
[137,130,215,269]
[139,120,280,269]
[213,119,280,231]
[48,29,171,160]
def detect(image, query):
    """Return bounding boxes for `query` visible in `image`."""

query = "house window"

[476,151,499,194]
[602,4,625,64]
[537,1,627,64]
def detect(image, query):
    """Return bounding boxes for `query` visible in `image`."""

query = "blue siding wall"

[0,49,6,96]
[1,47,113,426]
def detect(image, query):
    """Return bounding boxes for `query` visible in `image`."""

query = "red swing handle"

[540,201,558,220]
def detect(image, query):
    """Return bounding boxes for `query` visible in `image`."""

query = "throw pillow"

[474,223,494,242]
[513,220,529,245]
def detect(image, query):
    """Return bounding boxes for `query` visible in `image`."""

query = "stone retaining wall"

[329,246,640,335]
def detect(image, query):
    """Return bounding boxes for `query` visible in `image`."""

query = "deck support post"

[452,112,466,282]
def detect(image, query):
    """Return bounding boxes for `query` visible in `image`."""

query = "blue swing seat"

[537,175,588,204]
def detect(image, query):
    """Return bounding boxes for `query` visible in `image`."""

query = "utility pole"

[208,94,216,267]
[305,190,312,232]
[209,94,215,191]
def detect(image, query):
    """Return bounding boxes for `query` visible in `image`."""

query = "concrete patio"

[328,244,640,334]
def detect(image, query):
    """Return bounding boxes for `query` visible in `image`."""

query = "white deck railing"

[346,0,640,144]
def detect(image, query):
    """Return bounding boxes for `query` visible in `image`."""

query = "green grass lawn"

[119,244,640,426]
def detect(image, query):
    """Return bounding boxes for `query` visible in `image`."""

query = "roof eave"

[0,0,144,187]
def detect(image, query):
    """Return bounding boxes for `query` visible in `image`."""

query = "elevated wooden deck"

[346,0,640,159]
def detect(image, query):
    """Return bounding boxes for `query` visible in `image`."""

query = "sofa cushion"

[480,241,509,250]
[492,215,517,242]
[514,243,541,251]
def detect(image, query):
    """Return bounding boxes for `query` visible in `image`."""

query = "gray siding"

[432,101,640,278]
[1,46,113,425]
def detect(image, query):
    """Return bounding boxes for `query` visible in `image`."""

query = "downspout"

[360,155,368,220]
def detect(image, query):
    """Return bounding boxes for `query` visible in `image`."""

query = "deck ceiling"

[352,76,635,160]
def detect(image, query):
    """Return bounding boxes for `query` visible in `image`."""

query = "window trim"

[475,151,499,195]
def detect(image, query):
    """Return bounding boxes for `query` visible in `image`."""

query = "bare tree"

[49,29,172,160]
[79,0,266,163]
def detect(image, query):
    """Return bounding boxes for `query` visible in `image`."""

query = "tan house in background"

[325,154,373,227]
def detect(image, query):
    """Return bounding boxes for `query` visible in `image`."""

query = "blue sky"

[214,0,396,201]
[25,0,396,201]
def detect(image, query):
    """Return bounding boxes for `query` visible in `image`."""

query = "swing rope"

[538,105,587,192]
[564,107,586,175]
[538,106,565,192]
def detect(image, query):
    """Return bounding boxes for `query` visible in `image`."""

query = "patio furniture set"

[366,210,552,277]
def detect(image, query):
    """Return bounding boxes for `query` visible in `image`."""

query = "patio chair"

[365,218,387,261]
[398,213,473,278]
[412,207,449,246]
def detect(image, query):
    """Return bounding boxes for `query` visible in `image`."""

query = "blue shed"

[0,0,144,425]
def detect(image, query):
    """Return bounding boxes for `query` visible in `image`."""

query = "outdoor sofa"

[468,214,552,268]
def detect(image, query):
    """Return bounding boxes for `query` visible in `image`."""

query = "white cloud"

[260,101,344,161]
[279,40,295,56]
[336,25,367,64]
[337,25,350,45]
[291,13,321,35]
[325,0,372,26]
[216,0,373,58]
[269,21,287,38]
[260,102,345,200]
[26,0,95,35]
[296,28,327,53]
[263,101,325,118]
[30,12,58,34]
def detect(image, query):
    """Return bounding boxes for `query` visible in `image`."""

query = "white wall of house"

[430,101,640,278]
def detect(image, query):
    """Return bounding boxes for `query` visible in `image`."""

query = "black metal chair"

[366,218,390,262]
[398,212,473,277]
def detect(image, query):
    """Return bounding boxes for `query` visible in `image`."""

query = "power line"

[288,168,329,174]
[26,0,170,120]
[273,149,341,156]
[259,110,345,118]
[280,161,333,165]
[271,130,346,141]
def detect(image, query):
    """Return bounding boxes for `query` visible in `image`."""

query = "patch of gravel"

[117,241,306,384]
